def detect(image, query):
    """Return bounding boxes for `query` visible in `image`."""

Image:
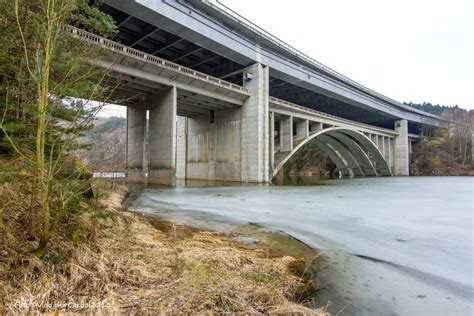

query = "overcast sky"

[217,0,473,110]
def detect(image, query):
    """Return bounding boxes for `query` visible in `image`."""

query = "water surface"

[126,177,473,315]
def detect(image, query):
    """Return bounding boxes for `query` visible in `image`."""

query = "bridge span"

[75,1,455,183]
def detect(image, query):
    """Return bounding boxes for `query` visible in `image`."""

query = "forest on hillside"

[404,101,460,115]
[407,103,473,176]
[78,116,126,170]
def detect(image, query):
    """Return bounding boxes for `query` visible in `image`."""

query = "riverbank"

[126,177,473,315]
[1,181,329,314]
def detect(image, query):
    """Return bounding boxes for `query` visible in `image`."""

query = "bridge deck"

[269,97,397,137]
[66,26,249,110]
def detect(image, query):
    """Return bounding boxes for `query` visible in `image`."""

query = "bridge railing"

[269,96,397,136]
[65,25,250,95]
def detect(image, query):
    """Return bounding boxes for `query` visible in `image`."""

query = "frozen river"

[126,177,473,315]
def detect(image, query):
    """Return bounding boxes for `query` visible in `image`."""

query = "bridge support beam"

[310,121,323,133]
[296,119,309,139]
[280,115,293,151]
[126,104,146,182]
[176,116,187,180]
[269,111,275,171]
[148,86,177,185]
[241,63,269,182]
[394,119,409,176]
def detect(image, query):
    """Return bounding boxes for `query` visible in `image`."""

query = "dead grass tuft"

[0,179,329,315]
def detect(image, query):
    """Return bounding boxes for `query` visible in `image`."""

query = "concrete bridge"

[74,0,452,184]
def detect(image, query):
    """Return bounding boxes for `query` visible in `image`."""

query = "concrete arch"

[336,129,392,176]
[312,138,352,178]
[327,131,377,176]
[272,127,392,178]
[319,134,364,177]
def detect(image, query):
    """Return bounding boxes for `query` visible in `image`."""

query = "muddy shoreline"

[124,185,335,312]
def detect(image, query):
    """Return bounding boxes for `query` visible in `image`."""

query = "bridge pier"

[126,103,146,182]
[176,116,187,180]
[148,87,177,185]
[269,111,275,171]
[394,119,409,176]
[184,108,242,182]
[241,63,270,182]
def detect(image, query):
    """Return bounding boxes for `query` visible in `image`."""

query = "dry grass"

[0,180,329,315]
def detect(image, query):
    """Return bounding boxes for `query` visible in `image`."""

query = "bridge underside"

[107,74,242,118]
[70,26,411,184]
[99,2,412,131]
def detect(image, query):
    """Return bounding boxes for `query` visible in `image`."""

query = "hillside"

[78,116,126,171]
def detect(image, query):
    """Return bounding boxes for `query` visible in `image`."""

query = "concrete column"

[377,135,384,153]
[148,86,177,185]
[309,121,323,133]
[280,115,293,151]
[296,119,309,139]
[388,137,393,172]
[176,116,187,180]
[394,119,409,176]
[213,108,241,181]
[186,116,210,181]
[269,111,275,171]
[241,63,270,182]
[208,119,216,180]
[382,136,387,160]
[371,134,378,147]
[126,104,146,181]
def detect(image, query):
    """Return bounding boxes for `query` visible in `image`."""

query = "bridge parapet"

[65,25,250,98]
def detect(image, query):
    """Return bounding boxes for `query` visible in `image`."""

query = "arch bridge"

[68,1,460,184]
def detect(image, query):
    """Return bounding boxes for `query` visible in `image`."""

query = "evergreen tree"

[0,0,117,256]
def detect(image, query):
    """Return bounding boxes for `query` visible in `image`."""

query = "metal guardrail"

[205,0,446,120]
[269,96,397,136]
[65,25,250,95]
